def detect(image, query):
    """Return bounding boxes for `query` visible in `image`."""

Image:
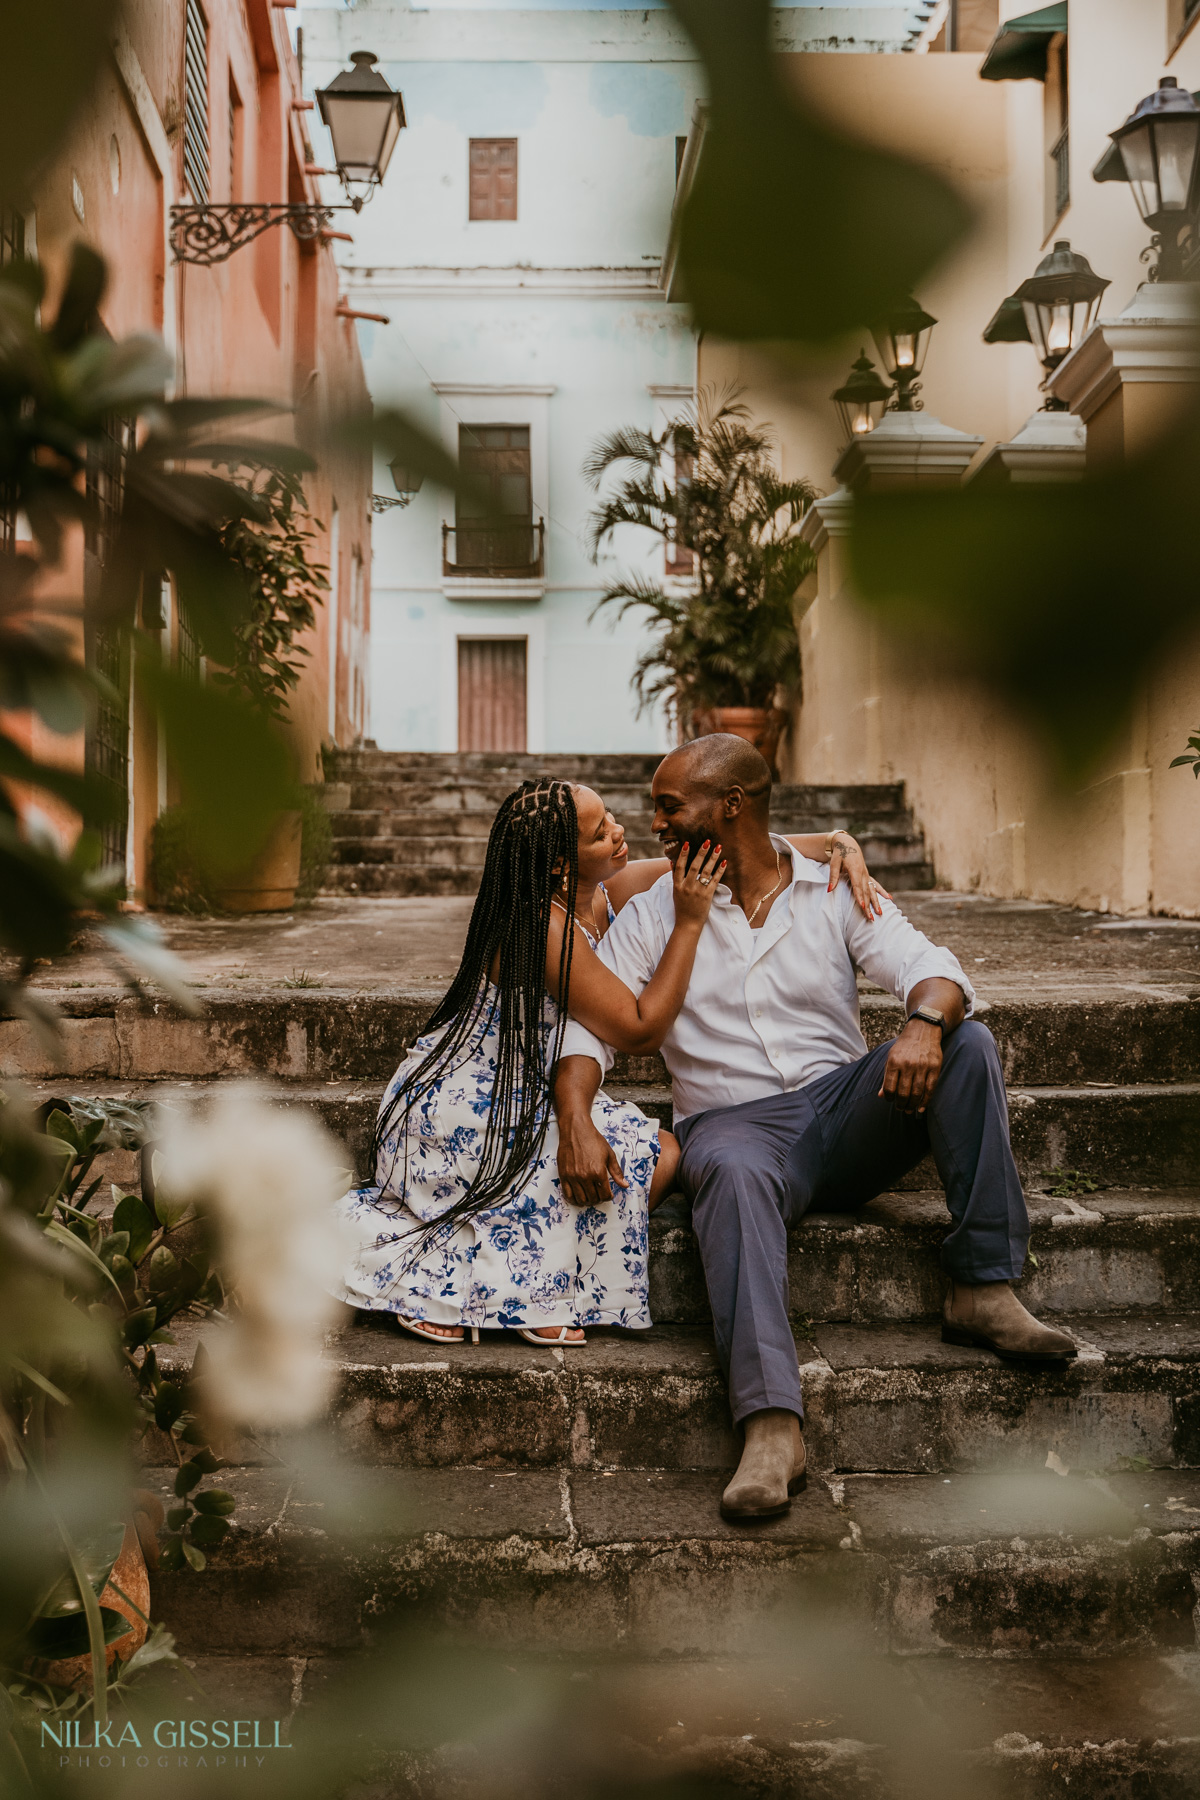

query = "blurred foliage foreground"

[1,0,1198,1793]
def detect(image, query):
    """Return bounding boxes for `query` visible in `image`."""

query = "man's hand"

[878,1019,943,1114]
[557,1108,628,1207]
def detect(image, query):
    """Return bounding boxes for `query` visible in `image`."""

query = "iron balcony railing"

[443,517,545,578]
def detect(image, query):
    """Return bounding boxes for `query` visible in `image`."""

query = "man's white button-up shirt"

[559,837,976,1125]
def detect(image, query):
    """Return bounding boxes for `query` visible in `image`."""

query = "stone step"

[324,858,938,895]
[11,990,1197,1086]
[16,1068,1197,1192]
[329,809,926,842]
[649,1188,1200,1324]
[142,1458,1200,1661]
[329,838,935,874]
[107,1644,1200,1799]
[156,1313,1200,1477]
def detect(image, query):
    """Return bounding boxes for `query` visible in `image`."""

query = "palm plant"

[585,390,817,736]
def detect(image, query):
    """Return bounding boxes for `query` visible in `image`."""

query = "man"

[553,735,1075,1522]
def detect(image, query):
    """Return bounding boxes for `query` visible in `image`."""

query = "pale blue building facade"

[300,1,917,752]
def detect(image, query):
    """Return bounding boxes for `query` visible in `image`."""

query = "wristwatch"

[906,1004,946,1034]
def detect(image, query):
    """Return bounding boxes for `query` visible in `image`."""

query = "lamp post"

[1099,76,1200,282]
[871,295,937,411]
[170,51,405,264]
[316,52,406,212]
[983,240,1110,408]
[830,351,892,442]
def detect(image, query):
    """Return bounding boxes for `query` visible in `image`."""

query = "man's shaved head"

[658,734,772,812]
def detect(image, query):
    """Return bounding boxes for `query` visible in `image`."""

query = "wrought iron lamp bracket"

[886,378,924,414]
[169,203,346,266]
[371,493,413,514]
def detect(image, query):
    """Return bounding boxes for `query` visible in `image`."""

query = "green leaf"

[48,244,107,351]
[153,1383,186,1432]
[158,1536,186,1573]
[146,1245,180,1294]
[98,1230,131,1268]
[181,1541,206,1572]
[192,1488,236,1517]
[138,657,295,876]
[122,1306,158,1348]
[668,0,970,346]
[45,1109,82,1153]
[113,1193,156,1264]
[188,1514,231,1547]
[45,1219,123,1297]
[24,1606,132,1663]
[165,1506,190,1532]
[174,1461,204,1498]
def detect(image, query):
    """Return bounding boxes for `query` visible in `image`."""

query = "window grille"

[184,0,210,204]
[0,209,24,550]
[84,415,137,871]
[449,426,542,574]
[177,600,202,687]
[1051,126,1070,220]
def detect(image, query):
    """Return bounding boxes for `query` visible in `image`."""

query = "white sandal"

[394,1316,480,1345]
[515,1325,586,1346]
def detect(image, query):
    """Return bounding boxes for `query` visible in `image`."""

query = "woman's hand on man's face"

[671,840,726,929]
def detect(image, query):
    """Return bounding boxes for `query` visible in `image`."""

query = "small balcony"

[443,517,545,579]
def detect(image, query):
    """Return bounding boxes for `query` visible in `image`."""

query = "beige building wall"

[698,7,1200,915]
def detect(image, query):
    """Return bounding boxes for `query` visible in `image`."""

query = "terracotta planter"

[213,809,302,913]
[24,1521,150,1692]
[691,706,788,775]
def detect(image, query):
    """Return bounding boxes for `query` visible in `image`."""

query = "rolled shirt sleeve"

[838,887,976,1015]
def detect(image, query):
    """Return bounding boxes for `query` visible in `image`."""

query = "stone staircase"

[321,749,937,896]
[8,973,1200,1790]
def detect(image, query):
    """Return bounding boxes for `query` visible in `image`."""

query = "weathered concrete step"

[612,1079,1200,1190]
[324,864,482,896]
[9,988,1179,1086]
[325,858,938,895]
[17,1067,1197,1194]
[650,1188,1200,1324]
[329,829,932,866]
[329,810,922,841]
[143,1459,1200,1661]
[157,1313,1200,1476]
[103,1644,1200,1800]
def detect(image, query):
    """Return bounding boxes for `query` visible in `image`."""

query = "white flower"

[155,1084,352,1430]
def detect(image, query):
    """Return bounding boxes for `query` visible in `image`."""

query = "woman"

[334,778,886,1347]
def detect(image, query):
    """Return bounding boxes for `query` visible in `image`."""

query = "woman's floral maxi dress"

[333,908,659,1333]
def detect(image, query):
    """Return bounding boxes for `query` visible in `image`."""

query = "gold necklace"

[744,850,783,928]
[552,896,598,943]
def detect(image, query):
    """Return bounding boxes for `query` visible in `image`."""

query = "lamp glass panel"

[1153,115,1200,213]
[323,93,396,179]
[835,398,878,441]
[870,321,932,380]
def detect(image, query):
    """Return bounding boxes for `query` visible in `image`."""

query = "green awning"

[979,4,1066,83]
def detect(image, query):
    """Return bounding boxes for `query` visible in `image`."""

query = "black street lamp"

[317,52,406,211]
[984,240,1109,408]
[1094,76,1200,282]
[373,458,426,513]
[871,295,937,412]
[830,350,892,442]
[171,51,405,264]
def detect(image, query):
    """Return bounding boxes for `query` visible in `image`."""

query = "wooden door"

[458,639,527,752]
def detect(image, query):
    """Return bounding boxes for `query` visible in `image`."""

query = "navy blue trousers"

[674,1022,1029,1426]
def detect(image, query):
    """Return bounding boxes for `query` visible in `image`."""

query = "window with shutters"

[447,425,544,575]
[469,139,517,221]
[228,74,243,202]
[183,0,210,204]
[666,446,694,577]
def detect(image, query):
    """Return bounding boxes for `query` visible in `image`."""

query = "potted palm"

[585,391,816,770]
